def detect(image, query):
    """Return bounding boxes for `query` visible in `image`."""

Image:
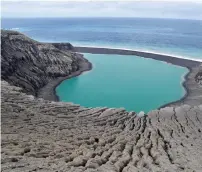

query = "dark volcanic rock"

[1,30,81,96]
[52,42,74,51]
[195,66,202,85]
[1,30,202,171]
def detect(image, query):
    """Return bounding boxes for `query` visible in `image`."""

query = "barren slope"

[1,81,202,172]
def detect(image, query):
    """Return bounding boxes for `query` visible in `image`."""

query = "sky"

[1,0,202,20]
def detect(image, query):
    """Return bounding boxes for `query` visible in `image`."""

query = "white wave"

[11,27,20,30]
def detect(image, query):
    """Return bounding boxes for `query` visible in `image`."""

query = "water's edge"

[159,67,191,109]
[37,46,200,111]
[37,56,92,102]
[74,46,201,67]
[54,60,190,110]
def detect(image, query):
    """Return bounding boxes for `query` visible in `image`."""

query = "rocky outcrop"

[51,43,74,51]
[1,30,87,96]
[1,30,202,171]
[195,66,202,85]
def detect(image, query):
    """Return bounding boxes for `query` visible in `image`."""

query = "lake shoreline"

[37,54,93,102]
[159,67,191,109]
[74,46,201,68]
[38,45,201,110]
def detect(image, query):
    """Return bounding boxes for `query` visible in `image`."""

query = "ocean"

[2,18,202,59]
[2,18,201,112]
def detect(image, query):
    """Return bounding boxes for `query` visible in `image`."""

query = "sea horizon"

[2,16,202,21]
[2,17,201,59]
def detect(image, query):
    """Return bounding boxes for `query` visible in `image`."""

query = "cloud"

[1,1,202,20]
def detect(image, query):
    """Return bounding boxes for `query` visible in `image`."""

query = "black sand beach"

[74,46,200,68]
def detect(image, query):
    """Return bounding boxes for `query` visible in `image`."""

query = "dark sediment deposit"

[1,30,202,171]
[162,65,202,107]
[74,46,200,68]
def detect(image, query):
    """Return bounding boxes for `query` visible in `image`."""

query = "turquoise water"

[56,53,188,112]
[2,18,198,111]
